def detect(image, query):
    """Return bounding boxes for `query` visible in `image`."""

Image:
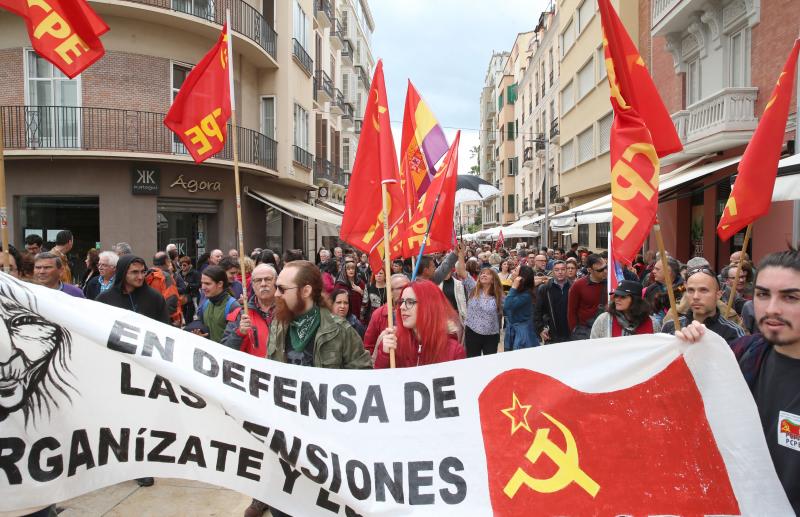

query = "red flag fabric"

[164,24,232,164]
[391,131,460,259]
[718,39,800,241]
[599,0,679,264]
[479,359,739,516]
[0,0,108,79]
[496,229,504,251]
[340,60,405,266]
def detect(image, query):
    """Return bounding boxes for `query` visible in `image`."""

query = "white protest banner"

[0,274,793,515]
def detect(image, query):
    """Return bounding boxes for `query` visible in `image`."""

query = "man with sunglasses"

[567,254,608,340]
[675,249,800,513]
[661,266,744,344]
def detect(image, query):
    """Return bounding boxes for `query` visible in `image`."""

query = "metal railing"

[355,65,369,90]
[331,18,344,47]
[314,157,332,181]
[341,39,354,63]
[125,0,276,61]
[292,38,313,76]
[354,119,362,134]
[550,118,559,139]
[293,144,313,169]
[341,100,354,120]
[332,88,344,114]
[314,0,332,25]
[315,69,333,100]
[1,105,277,170]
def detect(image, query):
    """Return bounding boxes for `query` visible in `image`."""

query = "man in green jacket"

[246,260,371,517]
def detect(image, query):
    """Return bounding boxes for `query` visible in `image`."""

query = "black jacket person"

[96,255,170,324]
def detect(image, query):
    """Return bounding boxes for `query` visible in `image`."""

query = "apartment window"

[578,224,589,246]
[560,19,575,57]
[508,157,518,176]
[598,112,613,154]
[550,100,555,122]
[26,50,81,147]
[170,62,192,150]
[578,0,594,33]
[293,1,308,48]
[729,29,746,87]
[498,91,504,110]
[293,103,309,150]
[561,139,575,171]
[507,83,518,104]
[548,49,554,86]
[342,73,350,100]
[561,80,575,113]
[577,58,594,100]
[507,122,515,140]
[687,58,701,105]
[507,194,515,213]
[343,139,350,168]
[260,96,275,138]
[596,222,610,249]
[577,127,593,164]
[173,0,214,20]
[597,46,607,81]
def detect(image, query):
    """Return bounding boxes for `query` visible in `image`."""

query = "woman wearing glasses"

[375,280,465,368]
[590,280,658,338]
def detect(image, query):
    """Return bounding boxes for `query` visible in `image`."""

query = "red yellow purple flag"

[164,24,232,164]
[339,60,405,265]
[717,39,800,241]
[0,0,109,79]
[400,81,449,209]
[599,0,682,264]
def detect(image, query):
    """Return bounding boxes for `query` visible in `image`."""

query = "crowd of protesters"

[1,233,798,516]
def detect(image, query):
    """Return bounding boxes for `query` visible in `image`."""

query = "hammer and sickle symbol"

[503,412,600,499]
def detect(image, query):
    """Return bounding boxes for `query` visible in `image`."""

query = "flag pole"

[653,221,680,331]
[410,192,442,281]
[381,182,396,368]
[0,111,10,274]
[726,223,752,315]
[226,10,248,317]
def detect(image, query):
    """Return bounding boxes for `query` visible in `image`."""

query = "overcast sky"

[370,0,550,174]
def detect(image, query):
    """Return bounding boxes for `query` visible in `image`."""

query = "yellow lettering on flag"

[34,11,71,40]
[504,412,600,499]
[184,108,224,157]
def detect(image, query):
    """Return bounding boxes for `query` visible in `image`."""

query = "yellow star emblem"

[501,393,532,435]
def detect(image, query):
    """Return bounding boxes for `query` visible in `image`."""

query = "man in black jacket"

[95,254,168,489]
[534,260,572,343]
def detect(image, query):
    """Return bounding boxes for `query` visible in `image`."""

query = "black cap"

[614,279,643,298]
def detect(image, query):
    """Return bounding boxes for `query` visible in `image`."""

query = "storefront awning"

[246,188,342,226]
[774,153,800,202]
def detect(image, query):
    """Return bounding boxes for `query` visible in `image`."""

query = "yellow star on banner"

[501,393,532,435]
[765,72,787,112]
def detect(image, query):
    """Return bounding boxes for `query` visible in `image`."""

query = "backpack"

[197,296,238,322]
[146,268,182,325]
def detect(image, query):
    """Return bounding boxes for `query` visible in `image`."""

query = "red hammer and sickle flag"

[0,0,109,79]
[164,24,232,164]
[478,359,739,516]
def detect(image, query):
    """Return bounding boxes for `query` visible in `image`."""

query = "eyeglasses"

[592,266,608,273]
[398,298,418,309]
[275,285,299,294]
[252,277,275,284]
[687,266,716,279]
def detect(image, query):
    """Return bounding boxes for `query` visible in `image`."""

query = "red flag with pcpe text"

[164,24,232,164]
[718,39,800,241]
[599,0,682,265]
[0,0,109,79]
[340,60,405,271]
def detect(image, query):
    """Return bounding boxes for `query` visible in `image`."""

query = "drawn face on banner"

[0,276,73,424]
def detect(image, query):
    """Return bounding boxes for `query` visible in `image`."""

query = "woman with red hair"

[375,280,465,368]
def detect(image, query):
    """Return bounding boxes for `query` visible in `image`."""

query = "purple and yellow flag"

[400,81,449,209]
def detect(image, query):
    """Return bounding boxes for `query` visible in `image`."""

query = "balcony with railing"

[670,87,758,155]
[113,0,277,65]
[1,105,277,171]
[292,38,313,76]
[550,118,559,142]
[314,159,348,187]
[293,144,313,170]
[354,119,362,134]
[341,100,354,121]
[314,0,333,29]
[331,88,344,115]
[355,65,370,90]
[315,69,333,102]
[341,39,354,65]
[330,18,343,50]
[487,128,497,142]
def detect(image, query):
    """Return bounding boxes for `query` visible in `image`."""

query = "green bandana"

[288,305,321,352]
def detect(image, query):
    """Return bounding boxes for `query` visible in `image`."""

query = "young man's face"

[125,262,147,290]
[754,267,800,349]
[225,267,239,283]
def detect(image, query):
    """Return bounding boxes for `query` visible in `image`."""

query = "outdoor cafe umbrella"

[455,174,501,204]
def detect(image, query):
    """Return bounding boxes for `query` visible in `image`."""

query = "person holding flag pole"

[718,38,800,315]
[164,15,250,318]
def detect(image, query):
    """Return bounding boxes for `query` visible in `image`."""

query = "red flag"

[718,40,800,241]
[0,0,109,79]
[599,0,681,264]
[479,359,739,516]
[164,24,232,164]
[340,60,405,266]
[496,229,504,251]
[393,132,460,259]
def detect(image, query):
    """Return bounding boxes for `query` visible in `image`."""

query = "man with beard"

[254,261,370,517]
[96,255,168,488]
[222,264,276,356]
[675,248,800,513]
